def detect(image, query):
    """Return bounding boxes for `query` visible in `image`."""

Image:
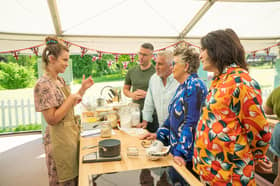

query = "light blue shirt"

[142,73,179,125]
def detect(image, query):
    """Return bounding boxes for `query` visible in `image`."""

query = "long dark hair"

[200,29,248,75]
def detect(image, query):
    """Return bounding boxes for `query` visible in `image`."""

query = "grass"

[74,73,125,84]
[0,124,42,134]
[249,64,274,69]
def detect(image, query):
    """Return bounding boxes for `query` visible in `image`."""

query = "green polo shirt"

[124,65,155,110]
[266,86,280,120]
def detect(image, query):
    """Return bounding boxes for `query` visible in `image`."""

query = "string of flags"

[248,43,279,59]
[0,40,279,68]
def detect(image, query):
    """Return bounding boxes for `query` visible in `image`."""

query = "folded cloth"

[80,129,101,137]
[80,129,116,137]
[117,126,146,136]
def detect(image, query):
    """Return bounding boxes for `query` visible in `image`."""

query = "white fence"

[0,99,41,130]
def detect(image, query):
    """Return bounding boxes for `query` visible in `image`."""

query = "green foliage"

[71,55,95,78]
[92,54,115,77]
[74,73,125,83]
[0,124,42,133]
[118,54,137,70]
[2,54,39,78]
[0,53,142,89]
[71,54,136,79]
[0,62,35,89]
[8,55,38,67]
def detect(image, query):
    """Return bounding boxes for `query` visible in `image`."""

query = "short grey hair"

[173,47,200,74]
[157,50,173,65]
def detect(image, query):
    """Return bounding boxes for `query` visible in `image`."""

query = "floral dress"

[34,75,77,186]
[193,65,271,186]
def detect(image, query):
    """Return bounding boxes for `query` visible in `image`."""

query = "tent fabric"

[0,0,279,54]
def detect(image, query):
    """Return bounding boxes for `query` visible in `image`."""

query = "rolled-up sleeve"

[34,81,62,112]
[142,81,155,122]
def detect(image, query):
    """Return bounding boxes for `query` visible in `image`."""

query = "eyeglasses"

[138,52,151,57]
[172,61,185,67]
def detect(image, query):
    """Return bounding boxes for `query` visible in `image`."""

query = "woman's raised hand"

[78,75,94,97]
[81,75,94,90]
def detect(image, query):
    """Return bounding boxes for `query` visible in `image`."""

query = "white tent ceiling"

[0,0,279,54]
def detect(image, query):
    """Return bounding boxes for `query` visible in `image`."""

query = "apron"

[49,85,80,182]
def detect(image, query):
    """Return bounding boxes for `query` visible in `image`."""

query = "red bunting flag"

[122,61,129,69]
[80,47,88,58]
[107,60,113,68]
[265,48,270,56]
[252,51,256,58]
[31,47,39,56]
[92,56,97,62]
[13,51,19,60]
[64,41,71,48]
[115,54,119,62]
[130,54,135,62]
[98,52,102,60]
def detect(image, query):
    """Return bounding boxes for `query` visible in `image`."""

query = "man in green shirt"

[264,86,280,119]
[264,86,280,185]
[123,43,156,131]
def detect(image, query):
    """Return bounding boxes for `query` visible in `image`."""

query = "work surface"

[78,129,203,186]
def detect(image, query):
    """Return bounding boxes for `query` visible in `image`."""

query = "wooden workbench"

[78,129,203,186]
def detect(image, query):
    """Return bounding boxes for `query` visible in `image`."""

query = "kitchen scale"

[83,151,121,163]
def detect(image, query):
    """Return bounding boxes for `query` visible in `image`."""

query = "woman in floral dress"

[193,29,272,186]
[34,37,94,186]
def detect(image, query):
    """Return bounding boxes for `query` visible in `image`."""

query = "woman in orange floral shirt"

[193,29,272,186]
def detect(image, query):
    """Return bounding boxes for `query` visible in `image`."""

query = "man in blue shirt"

[137,50,179,131]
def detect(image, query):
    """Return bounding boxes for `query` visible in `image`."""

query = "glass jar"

[129,103,140,127]
[107,111,119,128]
[100,121,112,138]
[96,98,105,107]
[119,106,131,128]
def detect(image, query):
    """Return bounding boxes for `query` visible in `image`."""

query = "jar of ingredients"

[107,111,119,128]
[96,98,105,107]
[100,121,112,138]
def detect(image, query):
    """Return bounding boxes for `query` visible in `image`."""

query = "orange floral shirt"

[193,66,271,186]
